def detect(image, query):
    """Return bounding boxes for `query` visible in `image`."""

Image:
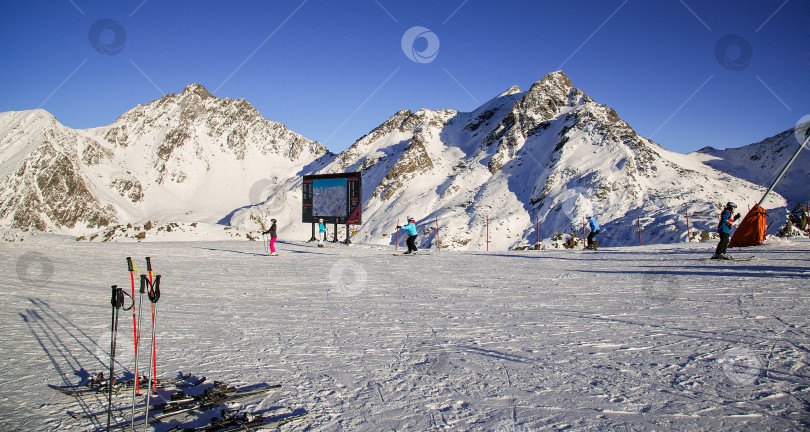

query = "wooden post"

[395,219,399,251]
[486,215,489,252]
[685,207,689,243]
[637,216,642,246]
[583,216,586,249]
[435,217,440,251]
[536,215,540,248]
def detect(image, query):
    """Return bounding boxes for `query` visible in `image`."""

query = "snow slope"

[232,71,786,250]
[690,122,810,206]
[1,73,796,249]
[2,235,808,431]
[0,85,329,234]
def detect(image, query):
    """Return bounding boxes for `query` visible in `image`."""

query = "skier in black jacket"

[262,219,278,256]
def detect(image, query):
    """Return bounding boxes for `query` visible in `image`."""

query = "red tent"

[732,133,808,247]
[730,205,767,248]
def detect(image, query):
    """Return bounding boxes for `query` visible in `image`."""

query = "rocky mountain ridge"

[0,72,795,249]
[231,71,787,249]
[0,84,328,234]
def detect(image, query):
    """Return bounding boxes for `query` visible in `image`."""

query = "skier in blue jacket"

[397,217,419,254]
[318,219,326,247]
[586,215,600,249]
[713,202,741,259]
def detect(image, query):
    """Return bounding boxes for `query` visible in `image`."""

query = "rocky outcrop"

[0,84,328,232]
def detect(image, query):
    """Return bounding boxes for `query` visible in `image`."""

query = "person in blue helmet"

[397,217,419,254]
[713,202,741,259]
[586,215,600,250]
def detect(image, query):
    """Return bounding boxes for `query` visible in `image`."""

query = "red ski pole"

[125,257,139,396]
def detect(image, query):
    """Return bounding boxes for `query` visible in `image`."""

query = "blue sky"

[1,1,807,154]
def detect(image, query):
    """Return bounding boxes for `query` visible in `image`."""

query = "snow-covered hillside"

[233,71,786,249]
[691,121,810,206]
[0,85,329,234]
[1,73,795,249]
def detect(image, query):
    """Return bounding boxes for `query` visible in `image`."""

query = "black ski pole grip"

[145,257,152,272]
[140,274,148,294]
[148,275,161,303]
[111,286,125,309]
[126,257,133,272]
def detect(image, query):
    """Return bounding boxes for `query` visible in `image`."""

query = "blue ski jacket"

[402,222,418,236]
[717,210,735,234]
[319,223,326,233]
[588,217,599,232]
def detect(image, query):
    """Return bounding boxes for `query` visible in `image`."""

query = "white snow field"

[1,234,809,431]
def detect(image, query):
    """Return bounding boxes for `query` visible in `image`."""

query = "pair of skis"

[168,407,308,432]
[148,381,281,424]
[703,255,756,261]
[51,373,203,398]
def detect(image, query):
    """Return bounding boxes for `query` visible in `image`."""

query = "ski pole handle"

[126,257,134,272]
[147,275,161,303]
[111,285,125,309]
[145,257,152,272]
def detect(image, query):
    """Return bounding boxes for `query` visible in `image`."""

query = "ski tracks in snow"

[0,236,808,430]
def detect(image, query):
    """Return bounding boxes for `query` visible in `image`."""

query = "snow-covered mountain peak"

[498,85,523,98]
[180,82,214,98]
[0,84,329,232]
[230,69,785,250]
[0,74,797,247]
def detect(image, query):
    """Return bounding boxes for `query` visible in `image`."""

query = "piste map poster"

[302,172,362,225]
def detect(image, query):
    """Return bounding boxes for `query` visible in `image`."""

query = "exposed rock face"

[255,70,784,250]
[0,111,117,232]
[1,74,793,248]
[0,84,328,233]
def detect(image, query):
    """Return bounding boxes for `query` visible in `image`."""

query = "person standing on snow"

[586,215,600,250]
[262,219,278,256]
[714,202,741,259]
[318,219,326,247]
[397,217,419,254]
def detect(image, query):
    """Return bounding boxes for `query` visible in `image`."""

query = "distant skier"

[586,215,600,250]
[396,217,419,254]
[713,202,741,259]
[262,219,278,256]
[318,219,326,247]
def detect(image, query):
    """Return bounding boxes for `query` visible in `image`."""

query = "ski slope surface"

[1,235,809,431]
